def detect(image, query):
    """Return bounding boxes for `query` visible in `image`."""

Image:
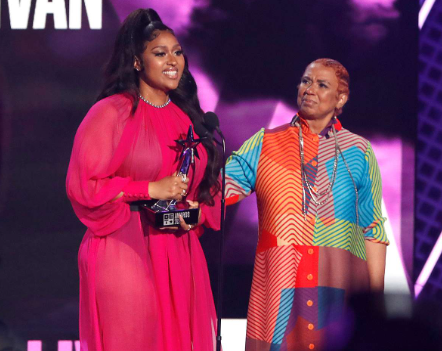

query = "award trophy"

[141,125,202,228]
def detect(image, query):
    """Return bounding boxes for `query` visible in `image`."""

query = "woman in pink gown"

[66,9,221,351]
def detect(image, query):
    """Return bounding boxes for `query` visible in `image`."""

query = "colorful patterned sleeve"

[358,142,389,245]
[225,128,265,205]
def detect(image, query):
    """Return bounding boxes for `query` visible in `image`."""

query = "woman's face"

[297,63,347,121]
[135,31,185,93]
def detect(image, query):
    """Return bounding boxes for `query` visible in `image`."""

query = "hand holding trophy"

[142,125,202,228]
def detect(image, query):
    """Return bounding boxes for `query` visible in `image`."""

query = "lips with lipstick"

[302,98,316,105]
[163,68,179,79]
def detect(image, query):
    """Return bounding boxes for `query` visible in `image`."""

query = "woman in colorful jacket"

[225,58,389,351]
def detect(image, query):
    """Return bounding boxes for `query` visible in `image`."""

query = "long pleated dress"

[225,116,389,351]
[66,93,219,351]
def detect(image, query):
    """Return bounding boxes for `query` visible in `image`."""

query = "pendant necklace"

[294,116,360,227]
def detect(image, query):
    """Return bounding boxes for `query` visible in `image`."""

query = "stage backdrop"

[0,0,417,350]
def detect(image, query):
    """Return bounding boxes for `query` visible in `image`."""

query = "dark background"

[0,0,417,349]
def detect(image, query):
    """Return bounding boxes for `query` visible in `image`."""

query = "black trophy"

[142,125,202,227]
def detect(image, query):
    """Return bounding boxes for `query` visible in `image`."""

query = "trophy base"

[142,205,199,228]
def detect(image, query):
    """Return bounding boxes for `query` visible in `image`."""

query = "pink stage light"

[57,340,80,351]
[58,341,73,351]
[27,341,80,351]
[191,67,220,113]
[370,139,402,252]
[267,101,297,129]
[27,341,42,351]
[110,0,209,34]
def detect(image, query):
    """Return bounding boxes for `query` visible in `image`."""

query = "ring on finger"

[182,189,187,196]
[187,224,193,231]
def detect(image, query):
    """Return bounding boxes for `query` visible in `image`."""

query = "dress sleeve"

[225,128,264,206]
[197,189,222,235]
[66,98,150,237]
[358,142,389,245]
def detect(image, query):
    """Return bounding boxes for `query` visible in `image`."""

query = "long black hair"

[97,8,220,206]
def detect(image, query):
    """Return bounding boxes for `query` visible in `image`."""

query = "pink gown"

[66,93,220,351]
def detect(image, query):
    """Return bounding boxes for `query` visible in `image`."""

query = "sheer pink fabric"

[66,94,220,351]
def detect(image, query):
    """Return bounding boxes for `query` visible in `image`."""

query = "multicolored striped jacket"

[225,116,388,351]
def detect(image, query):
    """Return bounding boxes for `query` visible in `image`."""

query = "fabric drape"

[67,94,219,351]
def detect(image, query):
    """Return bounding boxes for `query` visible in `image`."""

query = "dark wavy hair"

[97,8,221,205]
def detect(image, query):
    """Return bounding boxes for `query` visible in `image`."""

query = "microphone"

[202,111,226,351]
[203,112,223,138]
[193,121,211,139]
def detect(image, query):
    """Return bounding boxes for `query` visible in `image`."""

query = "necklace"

[139,94,171,108]
[295,116,359,227]
[298,117,338,218]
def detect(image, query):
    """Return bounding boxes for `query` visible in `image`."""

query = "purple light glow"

[371,138,412,291]
[267,101,297,129]
[349,0,399,43]
[192,67,220,113]
[109,0,208,33]
[371,138,402,253]
[350,0,399,17]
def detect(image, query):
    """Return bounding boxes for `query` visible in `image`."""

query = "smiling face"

[297,63,348,123]
[135,30,185,96]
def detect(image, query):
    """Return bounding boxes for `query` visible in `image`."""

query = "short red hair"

[311,58,350,116]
